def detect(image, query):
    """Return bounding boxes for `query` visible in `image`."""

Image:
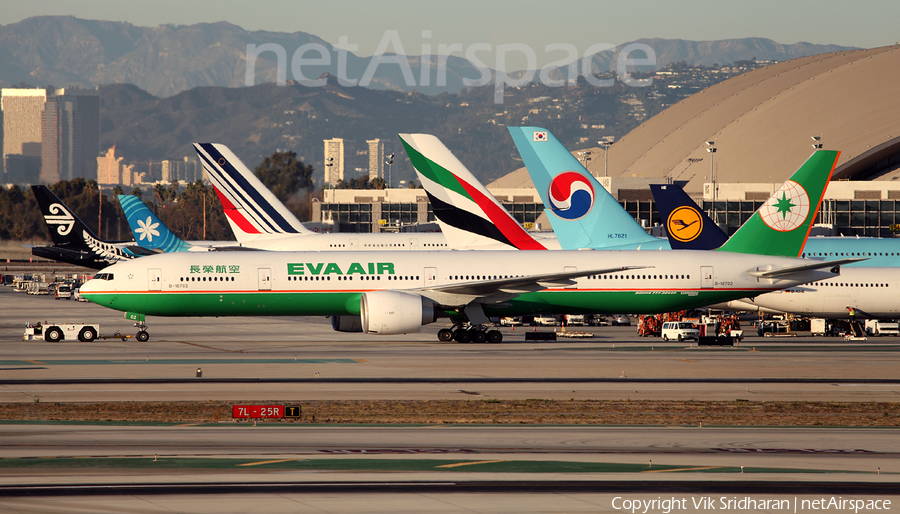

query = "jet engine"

[360,291,438,335]
[330,315,363,332]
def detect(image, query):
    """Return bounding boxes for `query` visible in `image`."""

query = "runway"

[2,286,900,511]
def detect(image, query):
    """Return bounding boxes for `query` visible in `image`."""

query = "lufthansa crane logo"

[666,206,703,242]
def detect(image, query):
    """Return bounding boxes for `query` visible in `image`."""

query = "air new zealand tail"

[31,185,138,269]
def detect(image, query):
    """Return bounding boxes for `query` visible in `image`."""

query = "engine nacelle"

[330,315,363,332]
[360,291,438,335]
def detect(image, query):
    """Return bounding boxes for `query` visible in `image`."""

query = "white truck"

[565,314,586,326]
[24,323,100,342]
[55,284,73,300]
[865,319,900,336]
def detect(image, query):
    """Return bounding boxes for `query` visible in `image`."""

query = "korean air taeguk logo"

[548,172,595,220]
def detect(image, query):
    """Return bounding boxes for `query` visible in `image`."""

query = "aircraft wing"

[425,266,651,297]
[748,258,867,278]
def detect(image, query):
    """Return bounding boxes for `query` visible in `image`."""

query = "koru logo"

[44,203,75,236]
[759,180,810,232]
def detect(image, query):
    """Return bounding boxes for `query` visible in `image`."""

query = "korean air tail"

[117,195,194,253]
[649,184,727,250]
[193,143,313,242]
[507,127,666,250]
[717,150,839,257]
[399,133,549,250]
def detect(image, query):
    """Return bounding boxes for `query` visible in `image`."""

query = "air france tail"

[508,127,667,250]
[193,143,312,243]
[118,195,194,253]
[717,150,839,257]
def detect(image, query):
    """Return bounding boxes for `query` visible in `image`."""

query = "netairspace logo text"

[244,30,656,104]
[612,496,892,513]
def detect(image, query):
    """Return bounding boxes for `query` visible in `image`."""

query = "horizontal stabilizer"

[748,258,866,278]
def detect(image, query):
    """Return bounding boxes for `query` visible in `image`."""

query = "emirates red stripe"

[455,177,547,250]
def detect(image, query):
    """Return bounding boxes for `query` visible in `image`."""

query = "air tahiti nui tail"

[118,195,194,253]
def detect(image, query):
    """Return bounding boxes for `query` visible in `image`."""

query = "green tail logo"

[718,150,840,257]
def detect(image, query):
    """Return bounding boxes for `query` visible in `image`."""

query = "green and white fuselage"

[81,248,842,324]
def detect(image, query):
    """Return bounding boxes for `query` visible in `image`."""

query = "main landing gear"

[438,323,503,344]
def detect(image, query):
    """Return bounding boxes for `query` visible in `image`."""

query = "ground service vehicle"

[24,323,100,342]
[661,322,699,341]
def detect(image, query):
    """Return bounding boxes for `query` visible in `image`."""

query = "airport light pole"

[325,157,334,187]
[599,139,613,177]
[385,153,394,189]
[706,141,717,200]
[578,151,592,170]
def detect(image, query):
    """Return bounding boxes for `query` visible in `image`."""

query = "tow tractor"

[24,320,146,342]
[25,322,101,342]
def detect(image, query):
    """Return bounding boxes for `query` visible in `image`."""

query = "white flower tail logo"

[135,216,160,242]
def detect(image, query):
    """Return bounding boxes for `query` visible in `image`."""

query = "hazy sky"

[3,0,898,69]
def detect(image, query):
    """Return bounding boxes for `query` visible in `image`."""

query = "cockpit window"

[93,273,114,280]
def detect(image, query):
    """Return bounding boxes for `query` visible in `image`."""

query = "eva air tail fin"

[508,126,665,250]
[717,150,839,256]
[118,195,194,253]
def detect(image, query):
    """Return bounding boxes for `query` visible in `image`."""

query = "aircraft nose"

[80,279,98,294]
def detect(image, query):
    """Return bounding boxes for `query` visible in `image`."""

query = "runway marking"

[643,466,723,473]
[436,460,504,468]
[678,359,698,363]
[176,342,245,353]
[22,360,46,365]
[236,459,299,467]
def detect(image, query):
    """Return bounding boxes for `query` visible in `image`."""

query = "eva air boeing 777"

[80,148,858,342]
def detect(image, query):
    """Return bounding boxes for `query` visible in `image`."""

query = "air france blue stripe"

[195,146,277,233]
[196,146,296,234]
[199,145,300,234]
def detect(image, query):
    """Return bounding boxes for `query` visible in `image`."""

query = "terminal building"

[316,45,900,238]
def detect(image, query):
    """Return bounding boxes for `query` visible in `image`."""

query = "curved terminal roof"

[494,45,900,191]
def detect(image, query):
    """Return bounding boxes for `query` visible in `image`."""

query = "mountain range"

[0,16,858,97]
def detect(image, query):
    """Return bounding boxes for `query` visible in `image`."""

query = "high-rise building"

[40,88,100,183]
[1,88,46,181]
[97,145,135,186]
[367,139,385,181]
[323,138,346,186]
